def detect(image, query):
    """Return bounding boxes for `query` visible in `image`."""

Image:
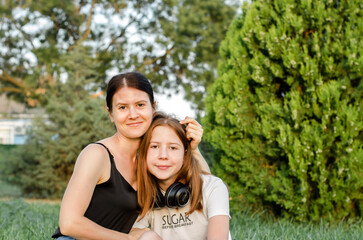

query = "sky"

[154,92,196,120]
[91,8,197,120]
[9,7,198,121]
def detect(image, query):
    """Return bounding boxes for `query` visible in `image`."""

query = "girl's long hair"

[137,112,204,219]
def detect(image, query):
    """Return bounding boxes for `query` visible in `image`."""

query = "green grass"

[0,199,362,240]
[0,199,60,239]
[230,210,362,240]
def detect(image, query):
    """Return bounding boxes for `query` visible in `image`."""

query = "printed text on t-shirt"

[161,212,193,229]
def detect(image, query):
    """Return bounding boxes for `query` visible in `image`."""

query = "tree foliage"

[203,0,362,221]
[0,0,240,198]
[1,45,114,198]
[0,0,238,113]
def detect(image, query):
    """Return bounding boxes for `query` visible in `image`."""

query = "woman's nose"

[128,106,139,119]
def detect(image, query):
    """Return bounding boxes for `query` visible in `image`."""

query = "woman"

[52,72,208,240]
[133,112,231,240]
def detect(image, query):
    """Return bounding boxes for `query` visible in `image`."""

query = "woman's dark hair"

[106,72,154,111]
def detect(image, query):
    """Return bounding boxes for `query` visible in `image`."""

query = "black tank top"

[52,142,138,238]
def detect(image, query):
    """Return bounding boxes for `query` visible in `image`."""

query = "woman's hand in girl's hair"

[180,116,210,173]
[180,116,203,151]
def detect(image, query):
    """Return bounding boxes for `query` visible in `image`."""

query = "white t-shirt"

[133,174,232,240]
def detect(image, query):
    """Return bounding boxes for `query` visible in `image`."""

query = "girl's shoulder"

[201,174,228,191]
[200,174,230,211]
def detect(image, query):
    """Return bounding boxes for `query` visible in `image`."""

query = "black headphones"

[154,182,190,209]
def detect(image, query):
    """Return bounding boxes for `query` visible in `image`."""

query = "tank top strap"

[93,142,115,163]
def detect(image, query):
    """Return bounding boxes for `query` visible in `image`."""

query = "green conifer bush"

[203,0,362,221]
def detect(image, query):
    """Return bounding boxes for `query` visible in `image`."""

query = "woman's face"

[146,126,185,190]
[108,87,155,140]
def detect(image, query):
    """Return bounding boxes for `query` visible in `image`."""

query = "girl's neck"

[159,179,176,191]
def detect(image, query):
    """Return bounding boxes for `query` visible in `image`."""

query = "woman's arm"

[180,117,210,173]
[131,214,161,240]
[191,147,210,173]
[207,215,230,240]
[59,144,137,240]
[131,229,162,240]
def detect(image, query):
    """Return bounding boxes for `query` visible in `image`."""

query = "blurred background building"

[0,95,43,144]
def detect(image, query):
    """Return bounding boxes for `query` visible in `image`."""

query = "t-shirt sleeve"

[205,177,230,219]
[132,213,150,229]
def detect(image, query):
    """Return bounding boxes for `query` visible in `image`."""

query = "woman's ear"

[107,107,114,122]
[153,101,157,113]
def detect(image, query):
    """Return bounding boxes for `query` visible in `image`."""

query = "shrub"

[203,0,362,221]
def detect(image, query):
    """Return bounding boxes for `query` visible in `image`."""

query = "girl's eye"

[170,146,178,150]
[150,145,158,149]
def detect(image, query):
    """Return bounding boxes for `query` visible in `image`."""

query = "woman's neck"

[110,133,141,160]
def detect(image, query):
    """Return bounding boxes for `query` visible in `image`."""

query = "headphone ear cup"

[165,182,190,208]
[154,187,165,209]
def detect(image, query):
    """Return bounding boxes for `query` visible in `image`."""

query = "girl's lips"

[156,165,171,170]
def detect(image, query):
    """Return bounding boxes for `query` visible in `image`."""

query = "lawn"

[0,198,361,240]
[0,199,59,239]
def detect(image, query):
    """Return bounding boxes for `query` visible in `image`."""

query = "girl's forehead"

[151,126,181,141]
[152,125,175,134]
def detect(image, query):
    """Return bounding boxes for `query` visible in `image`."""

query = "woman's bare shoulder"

[75,143,110,168]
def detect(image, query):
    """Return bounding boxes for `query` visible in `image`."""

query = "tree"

[2,45,114,198]
[203,0,362,221]
[0,0,239,198]
[0,0,239,113]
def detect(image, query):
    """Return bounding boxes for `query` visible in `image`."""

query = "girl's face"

[146,126,185,190]
[108,87,155,140]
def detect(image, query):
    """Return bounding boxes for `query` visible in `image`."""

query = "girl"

[52,72,208,240]
[134,112,231,240]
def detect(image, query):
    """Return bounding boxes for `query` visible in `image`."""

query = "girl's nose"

[159,146,168,160]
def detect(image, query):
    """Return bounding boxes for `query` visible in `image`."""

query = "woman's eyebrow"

[150,140,182,146]
[115,100,147,105]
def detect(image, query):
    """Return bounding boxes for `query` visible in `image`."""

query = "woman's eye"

[170,146,178,150]
[137,103,145,107]
[150,145,158,149]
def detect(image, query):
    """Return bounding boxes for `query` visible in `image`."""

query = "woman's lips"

[127,121,143,127]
